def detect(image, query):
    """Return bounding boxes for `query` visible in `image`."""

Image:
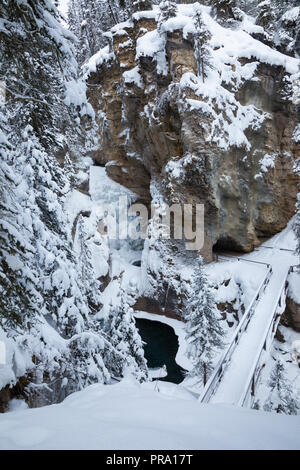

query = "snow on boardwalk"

[210,223,299,405]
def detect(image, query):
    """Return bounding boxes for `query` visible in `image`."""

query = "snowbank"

[206,258,267,310]
[0,379,299,450]
[123,66,144,88]
[64,79,95,118]
[82,45,116,79]
[136,29,168,75]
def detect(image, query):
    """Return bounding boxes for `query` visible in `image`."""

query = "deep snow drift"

[0,377,299,450]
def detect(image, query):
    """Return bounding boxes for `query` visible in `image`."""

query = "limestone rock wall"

[86,14,299,261]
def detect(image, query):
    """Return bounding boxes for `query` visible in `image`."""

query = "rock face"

[285,296,300,332]
[86,13,299,261]
[0,378,28,413]
[283,272,300,332]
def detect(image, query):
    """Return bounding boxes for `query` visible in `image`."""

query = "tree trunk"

[203,363,207,386]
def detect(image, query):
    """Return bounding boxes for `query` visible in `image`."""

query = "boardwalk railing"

[238,265,299,408]
[218,255,272,268]
[199,263,273,403]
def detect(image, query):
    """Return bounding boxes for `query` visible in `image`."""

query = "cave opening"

[213,236,245,254]
[92,159,106,168]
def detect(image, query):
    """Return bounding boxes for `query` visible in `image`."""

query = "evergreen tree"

[68,0,100,65]
[184,258,224,386]
[210,0,238,23]
[77,214,102,309]
[255,0,299,56]
[277,1,300,55]
[13,125,89,339]
[64,153,78,191]
[193,7,212,82]
[256,0,276,28]
[157,0,177,33]
[105,278,148,382]
[0,114,42,330]
[132,0,153,12]
[68,0,130,65]
[0,0,117,405]
[263,361,300,415]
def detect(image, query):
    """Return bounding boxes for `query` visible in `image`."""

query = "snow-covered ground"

[0,378,299,450]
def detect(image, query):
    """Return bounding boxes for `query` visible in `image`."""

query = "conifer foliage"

[255,0,299,55]
[0,118,41,330]
[193,7,212,82]
[76,215,102,309]
[68,0,130,65]
[132,0,153,13]
[183,259,224,386]
[210,0,238,23]
[157,0,178,32]
[263,361,300,415]
[256,0,275,28]
[105,278,148,382]
[0,0,118,406]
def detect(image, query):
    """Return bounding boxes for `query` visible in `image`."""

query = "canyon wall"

[86,12,299,262]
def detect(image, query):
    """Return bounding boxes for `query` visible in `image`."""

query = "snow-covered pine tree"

[184,258,224,386]
[10,120,113,404]
[255,0,299,56]
[67,0,82,51]
[77,214,102,309]
[157,0,177,33]
[296,18,300,58]
[0,112,42,330]
[0,0,116,406]
[209,0,238,23]
[64,153,78,191]
[68,0,100,65]
[263,361,300,415]
[132,0,153,12]
[256,0,276,28]
[68,0,130,65]
[193,7,212,82]
[277,1,300,56]
[14,123,89,339]
[105,278,148,382]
